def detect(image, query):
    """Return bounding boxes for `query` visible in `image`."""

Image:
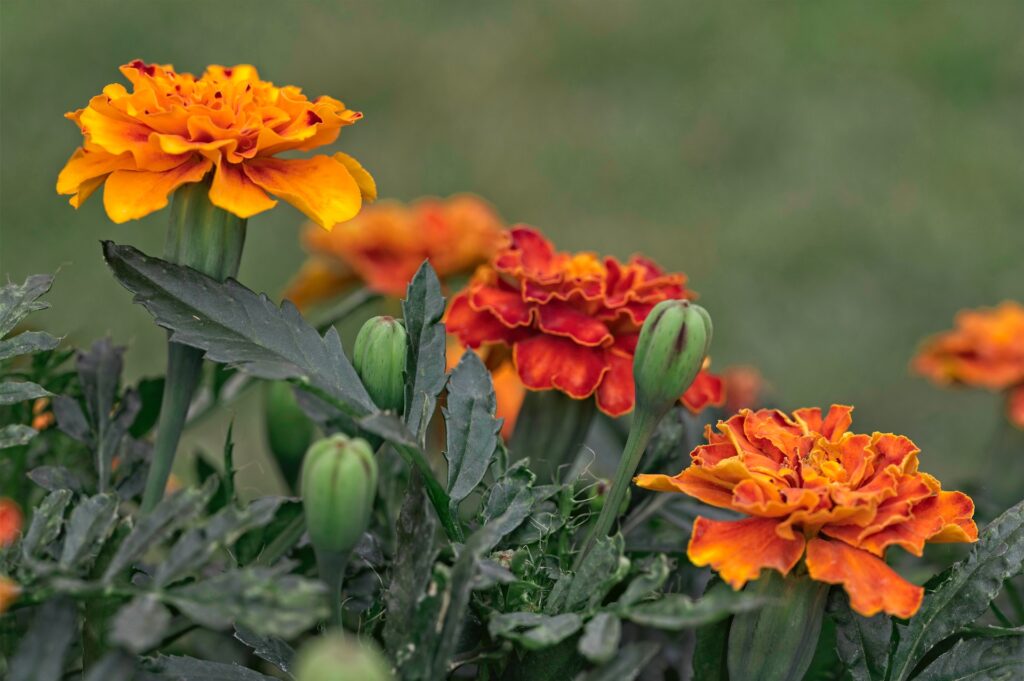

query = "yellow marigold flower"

[57,60,375,226]
[285,194,504,306]
[635,405,978,618]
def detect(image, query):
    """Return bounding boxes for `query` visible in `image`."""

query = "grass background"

[2,0,1023,489]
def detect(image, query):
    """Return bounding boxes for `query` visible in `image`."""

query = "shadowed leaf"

[0,330,60,361]
[8,597,77,681]
[578,612,621,664]
[0,273,53,338]
[0,424,36,448]
[59,492,119,571]
[234,624,296,674]
[575,642,660,681]
[0,380,51,405]
[444,351,501,510]
[914,633,1024,680]
[148,655,279,681]
[489,612,584,650]
[111,596,172,654]
[402,261,447,442]
[828,588,891,681]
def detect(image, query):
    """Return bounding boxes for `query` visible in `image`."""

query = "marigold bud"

[353,316,408,413]
[301,435,378,558]
[294,632,393,681]
[263,381,316,488]
[633,300,712,418]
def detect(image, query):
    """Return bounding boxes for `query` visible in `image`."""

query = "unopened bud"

[301,435,378,558]
[263,381,316,488]
[633,300,712,417]
[353,316,408,413]
[294,632,393,681]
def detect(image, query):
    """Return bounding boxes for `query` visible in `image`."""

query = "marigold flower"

[635,405,977,618]
[722,365,766,413]
[57,60,374,226]
[913,302,1024,427]
[0,498,22,547]
[285,194,504,306]
[445,226,723,417]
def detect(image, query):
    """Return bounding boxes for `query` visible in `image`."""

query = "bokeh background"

[3,0,1023,489]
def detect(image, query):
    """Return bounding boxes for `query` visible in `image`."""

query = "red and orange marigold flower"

[635,405,977,618]
[285,194,504,307]
[445,226,723,417]
[57,60,375,226]
[913,302,1024,428]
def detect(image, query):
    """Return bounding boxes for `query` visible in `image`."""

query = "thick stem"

[315,548,350,628]
[574,409,658,569]
[141,181,247,513]
[509,390,597,481]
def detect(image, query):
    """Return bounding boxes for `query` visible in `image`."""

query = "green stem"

[316,548,350,628]
[140,181,247,513]
[574,409,658,570]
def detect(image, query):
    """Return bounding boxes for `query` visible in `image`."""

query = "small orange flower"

[31,398,55,431]
[285,194,504,306]
[913,302,1024,427]
[57,60,375,226]
[446,226,723,417]
[0,498,23,547]
[635,405,977,618]
[0,576,20,613]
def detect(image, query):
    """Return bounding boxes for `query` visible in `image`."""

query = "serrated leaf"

[402,261,447,442]
[913,633,1024,680]
[111,596,172,653]
[148,655,279,681]
[619,587,766,630]
[83,651,137,681]
[0,380,51,405]
[8,597,77,681]
[164,566,326,638]
[578,612,621,664]
[828,589,891,681]
[0,273,53,338]
[102,241,375,417]
[234,624,296,674]
[59,492,119,571]
[489,612,584,651]
[444,351,501,510]
[890,497,1024,681]
[21,489,72,561]
[0,330,60,361]
[574,642,660,681]
[0,424,36,448]
[102,477,218,582]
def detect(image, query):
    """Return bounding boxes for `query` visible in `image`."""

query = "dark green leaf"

[614,554,670,608]
[402,261,447,442]
[619,588,766,630]
[27,465,83,492]
[76,338,124,431]
[489,612,584,650]
[578,612,620,664]
[359,411,419,447]
[102,477,218,582]
[148,655,279,681]
[0,380,51,405]
[0,330,60,361]
[564,534,627,613]
[913,634,1024,680]
[8,597,77,681]
[890,497,1024,681]
[129,377,164,438]
[574,642,660,681]
[444,351,501,509]
[828,588,891,681]
[236,499,303,566]
[0,424,36,448]
[471,557,517,590]
[0,273,53,338]
[102,241,375,417]
[234,624,296,674]
[21,489,72,561]
[51,394,91,443]
[111,596,172,654]
[59,492,119,571]
[83,651,137,681]
[692,615,731,681]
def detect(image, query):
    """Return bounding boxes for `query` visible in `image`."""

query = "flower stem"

[315,548,350,628]
[574,409,658,569]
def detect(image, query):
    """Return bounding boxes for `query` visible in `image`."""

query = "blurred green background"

[3,0,1023,489]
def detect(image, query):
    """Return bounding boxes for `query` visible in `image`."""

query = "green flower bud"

[353,316,408,413]
[301,434,378,557]
[294,632,393,681]
[263,381,316,489]
[633,299,712,418]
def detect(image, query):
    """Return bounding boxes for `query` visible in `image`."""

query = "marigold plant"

[57,60,375,226]
[446,226,723,417]
[913,301,1024,428]
[285,194,504,307]
[635,404,978,618]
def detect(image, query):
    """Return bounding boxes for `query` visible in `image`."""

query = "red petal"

[446,294,520,348]
[538,301,613,347]
[682,370,724,412]
[513,335,607,398]
[595,351,635,416]
[469,282,533,327]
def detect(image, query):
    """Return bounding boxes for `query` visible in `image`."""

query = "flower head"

[0,498,22,547]
[285,194,504,306]
[913,302,1024,427]
[635,405,977,618]
[445,226,723,417]
[57,61,375,226]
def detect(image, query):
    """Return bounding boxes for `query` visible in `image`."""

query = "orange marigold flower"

[635,405,977,618]
[57,60,375,226]
[722,365,766,413]
[285,194,504,306]
[445,226,723,417]
[0,498,23,547]
[913,302,1024,428]
[0,576,20,614]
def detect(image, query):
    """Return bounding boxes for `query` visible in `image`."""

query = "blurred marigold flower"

[0,498,22,547]
[445,226,723,417]
[722,365,765,413]
[285,194,504,306]
[31,398,55,431]
[0,576,20,614]
[913,302,1024,427]
[57,60,374,226]
[635,404,977,618]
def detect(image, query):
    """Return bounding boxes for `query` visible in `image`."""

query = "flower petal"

[688,516,806,589]
[1008,385,1024,429]
[634,467,737,509]
[595,351,635,416]
[681,370,724,412]
[446,294,523,348]
[513,335,607,398]
[333,152,377,202]
[243,155,363,228]
[209,160,277,218]
[282,258,355,311]
[538,301,613,346]
[102,157,212,223]
[805,537,923,618]
[56,147,135,207]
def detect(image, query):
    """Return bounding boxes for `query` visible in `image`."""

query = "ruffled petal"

[513,335,607,398]
[538,301,613,346]
[243,155,363,228]
[102,157,212,223]
[595,351,635,416]
[634,467,737,509]
[56,147,135,207]
[805,537,923,618]
[681,370,724,412]
[446,294,525,348]
[688,516,806,589]
[209,160,277,218]
[470,283,533,327]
